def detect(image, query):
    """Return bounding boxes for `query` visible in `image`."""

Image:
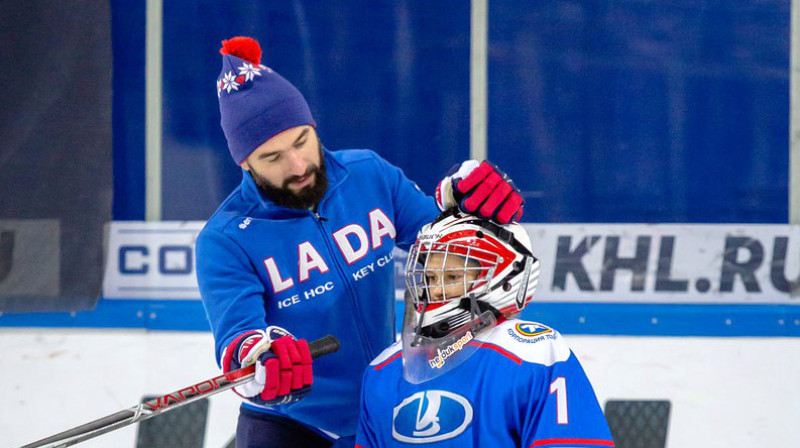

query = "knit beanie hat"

[216,36,316,164]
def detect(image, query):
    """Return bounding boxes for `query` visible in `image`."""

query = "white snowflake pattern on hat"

[238,63,263,82]
[220,71,240,94]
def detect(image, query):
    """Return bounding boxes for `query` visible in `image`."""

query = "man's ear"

[241,161,251,172]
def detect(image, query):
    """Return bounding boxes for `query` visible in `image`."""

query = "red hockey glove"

[436,160,524,224]
[222,326,313,405]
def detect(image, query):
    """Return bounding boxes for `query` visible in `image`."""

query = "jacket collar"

[239,148,347,218]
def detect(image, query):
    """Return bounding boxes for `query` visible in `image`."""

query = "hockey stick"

[19,334,340,448]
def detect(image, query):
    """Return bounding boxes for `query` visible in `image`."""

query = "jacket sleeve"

[196,227,269,366]
[372,153,439,251]
[521,351,615,447]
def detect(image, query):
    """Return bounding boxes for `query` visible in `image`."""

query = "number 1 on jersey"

[549,377,568,424]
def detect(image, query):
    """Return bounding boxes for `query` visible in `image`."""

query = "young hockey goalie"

[356,209,615,447]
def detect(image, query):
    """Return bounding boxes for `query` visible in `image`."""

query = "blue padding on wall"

[488,0,789,224]
[0,299,210,331]
[1,299,799,337]
[110,0,146,220]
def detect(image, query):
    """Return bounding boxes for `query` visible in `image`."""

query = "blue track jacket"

[196,149,439,437]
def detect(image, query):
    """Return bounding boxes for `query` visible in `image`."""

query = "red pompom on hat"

[220,36,262,65]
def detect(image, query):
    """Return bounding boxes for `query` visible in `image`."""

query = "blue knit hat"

[216,37,316,165]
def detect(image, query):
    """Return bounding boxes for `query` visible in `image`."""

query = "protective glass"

[401,290,496,384]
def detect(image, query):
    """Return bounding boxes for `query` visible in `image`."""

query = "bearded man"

[197,36,524,448]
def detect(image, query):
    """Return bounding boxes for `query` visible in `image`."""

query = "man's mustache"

[283,165,318,189]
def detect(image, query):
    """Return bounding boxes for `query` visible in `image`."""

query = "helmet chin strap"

[468,293,494,335]
[411,300,430,346]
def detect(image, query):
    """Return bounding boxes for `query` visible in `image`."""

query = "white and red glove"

[436,160,524,224]
[222,326,313,405]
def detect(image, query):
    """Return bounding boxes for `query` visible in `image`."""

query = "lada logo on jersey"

[238,217,252,230]
[392,390,473,444]
[515,322,552,337]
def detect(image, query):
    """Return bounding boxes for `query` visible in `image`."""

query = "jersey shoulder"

[475,319,572,366]
[368,340,403,369]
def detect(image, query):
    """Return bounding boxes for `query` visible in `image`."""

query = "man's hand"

[222,326,313,405]
[436,160,524,224]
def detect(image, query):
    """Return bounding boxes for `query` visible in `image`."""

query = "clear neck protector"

[401,292,497,384]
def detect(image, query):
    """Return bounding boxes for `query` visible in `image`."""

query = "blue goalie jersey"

[356,320,614,448]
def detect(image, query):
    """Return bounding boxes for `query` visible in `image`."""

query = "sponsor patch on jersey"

[392,390,473,444]
[514,322,552,337]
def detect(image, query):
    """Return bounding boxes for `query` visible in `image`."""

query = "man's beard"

[249,146,328,210]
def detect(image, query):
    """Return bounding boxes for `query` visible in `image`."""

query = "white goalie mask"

[401,209,540,383]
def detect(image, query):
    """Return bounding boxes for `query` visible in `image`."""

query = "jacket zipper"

[312,210,375,362]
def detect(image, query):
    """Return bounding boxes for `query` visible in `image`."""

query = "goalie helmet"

[401,209,540,383]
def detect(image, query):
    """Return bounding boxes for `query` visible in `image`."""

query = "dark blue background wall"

[112,0,790,223]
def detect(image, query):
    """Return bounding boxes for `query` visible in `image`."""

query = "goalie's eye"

[445,273,464,282]
[425,272,463,282]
